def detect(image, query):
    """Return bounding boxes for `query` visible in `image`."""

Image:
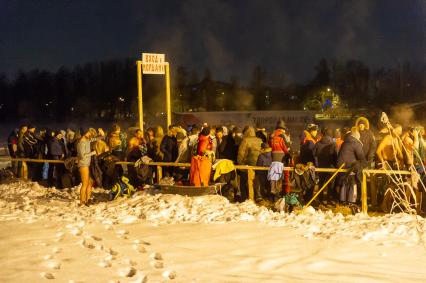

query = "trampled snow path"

[1,181,426,282]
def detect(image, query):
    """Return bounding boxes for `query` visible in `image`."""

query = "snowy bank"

[1,181,425,246]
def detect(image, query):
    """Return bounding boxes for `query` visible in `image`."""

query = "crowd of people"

[5,117,426,213]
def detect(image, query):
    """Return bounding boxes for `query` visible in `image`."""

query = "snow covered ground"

[0,181,426,282]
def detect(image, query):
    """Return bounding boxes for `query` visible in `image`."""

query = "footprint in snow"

[40,272,55,279]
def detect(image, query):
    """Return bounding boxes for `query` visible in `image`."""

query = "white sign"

[141,53,165,74]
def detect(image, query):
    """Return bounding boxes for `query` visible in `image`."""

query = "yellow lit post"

[165,62,171,127]
[157,165,163,183]
[137,60,144,131]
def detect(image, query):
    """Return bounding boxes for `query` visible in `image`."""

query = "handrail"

[0,156,414,214]
[0,157,64,164]
[0,157,412,174]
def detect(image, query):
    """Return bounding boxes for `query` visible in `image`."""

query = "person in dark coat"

[24,125,42,181]
[215,127,225,158]
[256,128,268,143]
[336,128,367,203]
[314,128,338,201]
[160,125,178,177]
[23,125,37,158]
[255,142,273,201]
[355,117,377,164]
[216,127,237,161]
[337,129,367,168]
[232,126,243,149]
[355,117,378,206]
[47,131,66,188]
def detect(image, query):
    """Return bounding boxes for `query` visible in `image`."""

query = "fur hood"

[355,116,370,130]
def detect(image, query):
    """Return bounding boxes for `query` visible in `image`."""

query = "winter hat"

[276,120,286,130]
[307,123,318,132]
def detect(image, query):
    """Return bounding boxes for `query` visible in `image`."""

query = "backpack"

[90,155,103,188]
[99,153,122,189]
[291,164,316,196]
[109,176,135,200]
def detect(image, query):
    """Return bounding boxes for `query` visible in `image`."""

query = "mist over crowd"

[0,58,425,126]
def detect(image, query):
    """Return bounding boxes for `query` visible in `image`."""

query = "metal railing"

[0,157,412,214]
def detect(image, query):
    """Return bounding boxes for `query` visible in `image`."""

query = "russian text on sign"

[141,53,166,74]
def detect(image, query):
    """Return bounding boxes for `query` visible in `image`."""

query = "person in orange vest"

[300,124,319,165]
[334,128,344,152]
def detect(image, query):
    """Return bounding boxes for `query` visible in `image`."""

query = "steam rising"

[390,104,415,127]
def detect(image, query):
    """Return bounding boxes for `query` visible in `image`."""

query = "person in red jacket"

[197,127,213,156]
[269,120,290,161]
[269,120,291,193]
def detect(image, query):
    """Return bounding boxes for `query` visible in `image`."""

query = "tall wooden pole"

[137,60,143,131]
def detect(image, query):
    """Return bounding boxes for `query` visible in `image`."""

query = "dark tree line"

[0,58,425,122]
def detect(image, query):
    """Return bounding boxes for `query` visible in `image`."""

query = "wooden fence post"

[248,169,255,200]
[157,166,162,183]
[22,161,28,180]
[361,171,368,214]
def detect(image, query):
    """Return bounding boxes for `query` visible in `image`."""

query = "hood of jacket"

[244,127,256,138]
[355,116,370,130]
[345,134,363,146]
[272,128,285,137]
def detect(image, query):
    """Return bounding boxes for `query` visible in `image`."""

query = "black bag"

[292,164,316,194]
[61,172,74,189]
[90,155,103,187]
[99,153,122,189]
[136,164,152,183]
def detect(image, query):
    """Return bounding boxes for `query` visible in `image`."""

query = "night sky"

[1,0,425,83]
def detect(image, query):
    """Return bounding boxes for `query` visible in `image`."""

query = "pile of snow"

[0,181,425,246]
